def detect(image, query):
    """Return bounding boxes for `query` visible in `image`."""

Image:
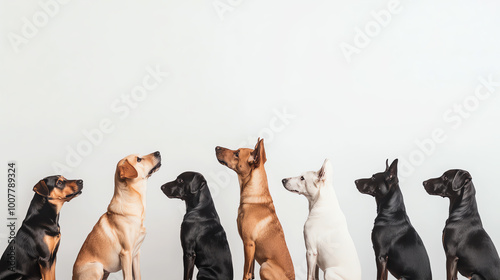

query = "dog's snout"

[354,179,359,185]
[281,178,287,185]
[154,151,161,159]
[76,180,83,187]
[423,180,428,186]
[215,146,222,151]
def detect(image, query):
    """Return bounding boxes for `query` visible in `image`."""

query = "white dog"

[282,159,361,280]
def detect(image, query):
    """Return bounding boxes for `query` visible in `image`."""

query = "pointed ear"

[318,159,332,182]
[385,159,389,171]
[33,180,50,197]
[451,170,472,191]
[249,138,267,166]
[386,159,398,181]
[119,159,138,179]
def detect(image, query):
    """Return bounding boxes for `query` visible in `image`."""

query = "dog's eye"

[137,157,142,163]
[300,176,305,181]
[235,151,240,158]
[443,175,448,181]
[178,178,184,184]
[57,181,63,186]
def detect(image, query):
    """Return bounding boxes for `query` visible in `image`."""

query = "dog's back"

[182,187,233,280]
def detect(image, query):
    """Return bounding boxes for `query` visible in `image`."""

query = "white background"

[1,1,500,279]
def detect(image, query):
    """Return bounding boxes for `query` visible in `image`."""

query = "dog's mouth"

[217,159,228,167]
[65,190,82,200]
[148,162,162,177]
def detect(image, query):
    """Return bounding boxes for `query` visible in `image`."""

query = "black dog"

[0,175,83,280]
[161,172,233,280]
[424,169,500,280]
[355,159,432,280]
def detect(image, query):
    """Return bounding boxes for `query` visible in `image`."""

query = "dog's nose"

[354,179,359,185]
[423,180,428,186]
[215,146,221,151]
[76,180,83,187]
[154,151,161,158]
[281,179,287,185]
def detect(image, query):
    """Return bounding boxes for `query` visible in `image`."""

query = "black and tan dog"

[424,169,500,280]
[161,172,233,280]
[355,159,432,280]
[0,175,83,280]
[216,138,295,280]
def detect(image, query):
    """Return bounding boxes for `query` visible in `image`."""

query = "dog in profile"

[355,159,432,280]
[424,169,500,280]
[161,171,233,280]
[282,159,361,280]
[73,152,161,280]
[216,138,295,280]
[0,175,83,280]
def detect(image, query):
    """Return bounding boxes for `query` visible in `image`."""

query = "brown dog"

[216,138,295,280]
[73,152,161,280]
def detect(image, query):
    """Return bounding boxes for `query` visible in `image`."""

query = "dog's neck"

[375,184,409,225]
[108,176,147,219]
[447,182,481,224]
[184,188,219,221]
[307,182,340,215]
[239,167,273,204]
[24,194,61,233]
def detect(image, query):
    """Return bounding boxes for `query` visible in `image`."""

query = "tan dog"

[216,138,295,280]
[73,152,161,280]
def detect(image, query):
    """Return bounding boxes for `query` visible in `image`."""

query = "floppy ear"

[249,138,267,166]
[33,180,50,197]
[386,159,398,181]
[119,159,138,179]
[318,159,332,182]
[189,176,207,194]
[451,170,472,191]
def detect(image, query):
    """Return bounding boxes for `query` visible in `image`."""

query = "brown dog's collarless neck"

[239,167,273,204]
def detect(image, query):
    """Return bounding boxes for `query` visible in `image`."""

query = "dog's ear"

[318,159,332,182]
[33,180,50,197]
[249,138,267,166]
[386,159,398,181]
[189,175,207,194]
[451,170,472,191]
[385,159,390,171]
[119,159,138,179]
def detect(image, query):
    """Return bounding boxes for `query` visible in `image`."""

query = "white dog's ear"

[318,158,333,182]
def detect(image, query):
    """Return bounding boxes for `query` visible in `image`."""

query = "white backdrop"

[1,1,500,279]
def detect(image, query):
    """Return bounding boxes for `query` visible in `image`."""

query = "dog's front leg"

[183,251,196,280]
[120,250,134,280]
[306,250,318,280]
[132,250,141,280]
[446,256,458,280]
[243,240,256,280]
[39,260,56,280]
[376,255,388,280]
[250,257,255,279]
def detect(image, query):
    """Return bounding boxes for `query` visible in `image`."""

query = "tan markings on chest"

[43,234,61,256]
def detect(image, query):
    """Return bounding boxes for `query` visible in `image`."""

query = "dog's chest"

[43,233,61,256]
[132,227,147,256]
